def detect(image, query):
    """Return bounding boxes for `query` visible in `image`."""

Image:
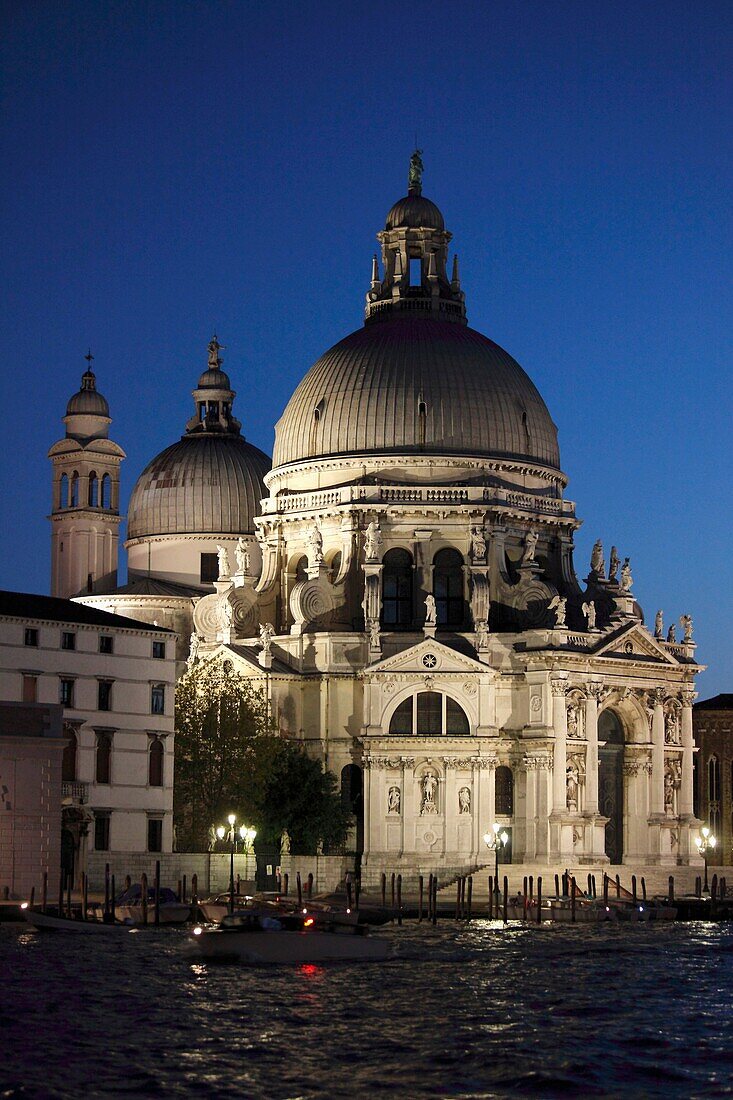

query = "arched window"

[382,548,413,628]
[59,473,68,509]
[295,555,308,581]
[495,766,514,815]
[88,472,98,507]
[598,709,624,744]
[96,732,112,784]
[62,727,77,782]
[70,472,79,507]
[433,548,465,626]
[148,737,164,787]
[388,692,470,736]
[101,474,111,508]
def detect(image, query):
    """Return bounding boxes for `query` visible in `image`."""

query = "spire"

[370,254,380,289]
[407,148,424,195]
[451,254,461,291]
[81,349,97,390]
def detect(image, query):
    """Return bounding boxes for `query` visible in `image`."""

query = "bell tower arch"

[48,353,126,597]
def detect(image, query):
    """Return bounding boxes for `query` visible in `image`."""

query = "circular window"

[422,653,437,669]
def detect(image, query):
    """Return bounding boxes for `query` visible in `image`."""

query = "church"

[52,155,703,886]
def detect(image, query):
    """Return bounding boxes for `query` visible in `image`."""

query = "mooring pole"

[296,871,302,907]
[668,875,674,904]
[397,874,403,926]
[42,872,48,914]
[488,875,494,919]
[432,877,438,925]
[104,862,110,919]
[537,877,542,924]
[571,877,576,924]
[154,860,161,927]
[141,873,148,926]
[111,875,116,922]
[502,876,508,924]
[418,875,424,922]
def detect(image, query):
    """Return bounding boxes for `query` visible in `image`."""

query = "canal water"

[2,920,732,1098]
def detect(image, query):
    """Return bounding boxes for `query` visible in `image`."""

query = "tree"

[174,659,351,853]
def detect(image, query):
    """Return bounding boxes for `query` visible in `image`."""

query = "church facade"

[57,156,703,882]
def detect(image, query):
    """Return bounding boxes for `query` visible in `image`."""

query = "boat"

[183,907,392,964]
[21,906,135,933]
[115,885,191,925]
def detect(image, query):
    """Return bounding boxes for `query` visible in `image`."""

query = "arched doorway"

[598,710,624,864]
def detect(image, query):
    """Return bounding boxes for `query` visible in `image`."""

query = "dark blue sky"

[1,1,730,694]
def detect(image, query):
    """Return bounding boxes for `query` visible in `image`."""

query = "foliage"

[174,659,351,854]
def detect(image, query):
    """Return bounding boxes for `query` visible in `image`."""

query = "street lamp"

[214,816,258,914]
[483,823,509,900]
[695,826,717,894]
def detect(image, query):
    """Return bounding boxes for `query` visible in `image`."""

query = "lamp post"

[483,823,509,901]
[215,816,258,914]
[695,826,717,894]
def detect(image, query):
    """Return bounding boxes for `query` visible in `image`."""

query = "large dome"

[273,317,560,470]
[127,434,270,540]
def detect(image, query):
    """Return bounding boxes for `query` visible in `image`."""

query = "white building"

[0,590,176,882]
[67,156,703,885]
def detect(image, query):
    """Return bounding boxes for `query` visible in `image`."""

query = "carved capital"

[551,679,569,698]
[470,755,496,770]
[442,756,463,768]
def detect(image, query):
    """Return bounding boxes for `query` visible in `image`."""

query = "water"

[2,920,733,1099]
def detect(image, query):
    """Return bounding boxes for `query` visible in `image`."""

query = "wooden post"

[615,874,621,898]
[390,872,396,913]
[537,876,542,924]
[66,873,72,919]
[237,873,241,897]
[592,874,597,899]
[502,876,508,924]
[283,872,289,897]
[355,876,360,911]
[641,877,647,901]
[104,862,110,919]
[696,876,701,899]
[381,872,387,910]
[397,874,402,926]
[154,860,161,927]
[712,874,718,901]
[431,876,438,925]
[30,885,36,909]
[632,875,637,905]
[141,873,148,926]
[182,874,187,903]
[668,875,674,903]
[461,876,467,919]
[570,877,576,923]
[191,873,198,905]
[346,874,353,910]
[603,873,609,907]
[58,872,64,916]
[296,871,303,907]
[82,873,88,921]
[587,873,593,897]
[177,879,182,903]
[455,879,461,920]
[307,872,313,899]
[418,875,424,922]
[488,875,494,919]
[466,876,473,920]
[41,872,48,913]
[125,874,131,891]
[111,875,116,922]
[523,876,528,920]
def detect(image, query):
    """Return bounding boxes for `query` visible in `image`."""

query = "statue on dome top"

[364,519,382,561]
[590,539,605,578]
[609,546,620,583]
[620,557,633,591]
[654,610,664,639]
[680,614,693,642]
[208,335,224,370]
[408,148,424,193]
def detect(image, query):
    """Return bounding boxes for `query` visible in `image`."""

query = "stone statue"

[521,529,539,564]
[665,711,680,745]
[590,539,605,578]
[609,546,620,583]
[666,624,676,644]
[207,824,218,852]
[664,769,675,814]
[368,620,381,649]
[475,620,489,650]
[680,614,693,642]
[363,519,382,560]
[567,704,579,739]
[654,610,664,640]
[549,595,567,627]
[582,601,596,630]
[280,829,291,854]
[458,787,471,814]
[566,762,579,811]
[424,594,437,626]
[620,557,633,591]
[420,770,438,814]
[235,537,250,574]
[408,148,424,191]
[187,631,199,668]
[219,596,233,629]
[259,622,275,655]
[216,544,230,579]
[207,334,224,369]
[308,523,324,564]
[470,525,486,560]
[388,786,401,814]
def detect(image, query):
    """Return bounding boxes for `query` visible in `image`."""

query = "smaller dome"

[66,370,110,417]
[386,193,445,231]
[197,366,232,390]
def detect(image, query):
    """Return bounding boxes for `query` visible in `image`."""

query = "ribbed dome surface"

[127,434,271,539]
[66,383,110,417]
[386,194,445,231]
[273,318,560,470]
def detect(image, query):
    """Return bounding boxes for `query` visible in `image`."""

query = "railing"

[62,781,89,802]
[262,483,574,517]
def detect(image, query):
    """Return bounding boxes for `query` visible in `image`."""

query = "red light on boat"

[304,917,315,927]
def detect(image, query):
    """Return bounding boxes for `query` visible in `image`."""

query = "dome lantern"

[366,151,466,326]
[185,335,242,436]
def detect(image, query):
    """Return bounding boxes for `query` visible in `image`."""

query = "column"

[523,755,538,860]
[650,688,665,816]
[584,687,600,814]
[362,757,373,861]
[679,692,695,817]
[551,683,568,812]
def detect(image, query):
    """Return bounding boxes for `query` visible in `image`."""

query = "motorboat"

[183,907,392,964]
[115,885,191,925]
[21,906,135,933]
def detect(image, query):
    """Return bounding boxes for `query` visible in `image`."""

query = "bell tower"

[48,353,126,597]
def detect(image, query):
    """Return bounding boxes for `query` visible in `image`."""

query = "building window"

[62,728,77,782]
[98,680,113,711]
[61,631,76,651]
[24,628,38,647]
[151,684,165,715]
[495,766,514,816]
[101,474,111,508]
[381,548,413,628]
[99,635,113,654]
[59,679,75,707]
[96,732,112,784]
[388,692,470,736]
[94,813,110,851]
[147,818,163,853]
[22,674,38,702]
[152,640,166,660]
[59,473,68,508]
[70,472,79,507]
[200,553,218,584]
[148,737,164,786]
[433,548,465,626]
[88,472,98,507]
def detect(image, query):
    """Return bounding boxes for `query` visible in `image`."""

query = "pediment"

[195,643,296,678]
[593,624,679,665]
[364,637,487,676]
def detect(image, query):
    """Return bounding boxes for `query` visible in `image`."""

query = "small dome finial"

[81,349,97,390]
[408,148,424,195]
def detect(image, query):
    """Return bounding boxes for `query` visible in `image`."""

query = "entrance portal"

[598,711,624,864]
